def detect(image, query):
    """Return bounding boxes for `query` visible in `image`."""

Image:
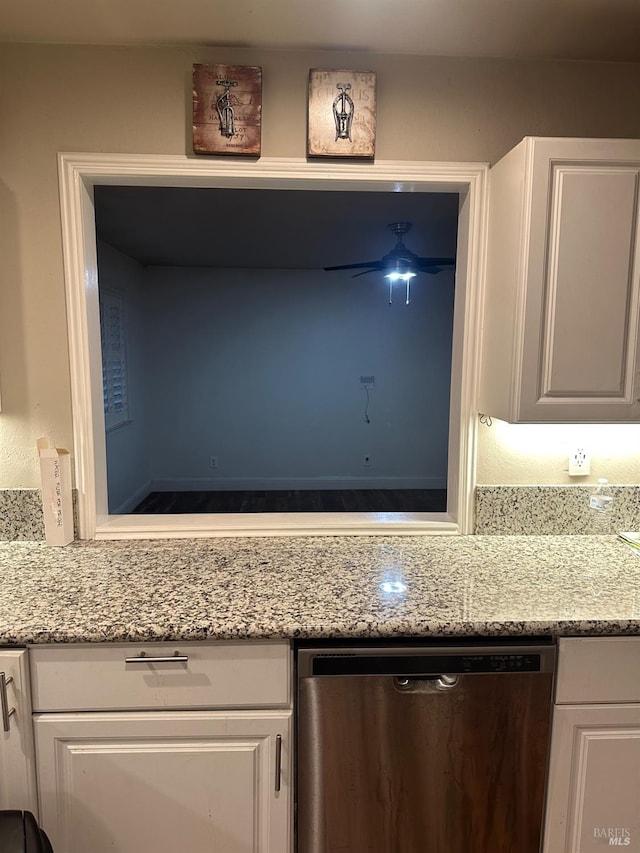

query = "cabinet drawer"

[30,641,291,711]
[556,637,640,704]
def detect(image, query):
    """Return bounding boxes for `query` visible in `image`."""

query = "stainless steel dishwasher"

[297,640,555,853]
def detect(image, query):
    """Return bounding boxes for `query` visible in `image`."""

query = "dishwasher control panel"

[299,643,556,678]
[459,653,542,673]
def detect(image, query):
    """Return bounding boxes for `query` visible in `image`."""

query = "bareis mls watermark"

[593,827,632,846]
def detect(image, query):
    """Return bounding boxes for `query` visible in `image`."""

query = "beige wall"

[2,44,640,488]
[477,421,640,485]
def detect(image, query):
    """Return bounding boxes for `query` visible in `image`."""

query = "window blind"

[99,291,129,430]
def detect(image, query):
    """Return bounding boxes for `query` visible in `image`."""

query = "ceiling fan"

[323,221,455,304]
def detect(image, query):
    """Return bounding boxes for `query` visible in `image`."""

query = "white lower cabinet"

[543,638,640,852]
[0,649,38,814]
[29,641,293,853]
[543,704,640,852]
[34,710,291,853]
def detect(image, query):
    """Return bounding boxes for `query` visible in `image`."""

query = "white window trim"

[58,153,488,540]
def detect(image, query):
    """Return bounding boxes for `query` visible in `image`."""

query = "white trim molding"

[58,153,488,539]
[148,476,448,492]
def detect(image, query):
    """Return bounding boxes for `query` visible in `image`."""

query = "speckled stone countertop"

[0,536,639,645]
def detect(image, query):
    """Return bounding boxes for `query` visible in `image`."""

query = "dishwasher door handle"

[435,674,460,690]
[394,674,461,691]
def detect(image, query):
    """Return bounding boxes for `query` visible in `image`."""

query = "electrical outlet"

[363,454,372,466]
[209,456,218,469]
[360,375,375,389]
[568,447,590,476]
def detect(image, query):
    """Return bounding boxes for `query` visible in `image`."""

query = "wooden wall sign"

[193,64,262,156]
[308,69,376,159]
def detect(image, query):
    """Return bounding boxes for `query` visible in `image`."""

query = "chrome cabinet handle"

[274,734,282,792]
[124,651,189,664]
[0,672,15,733]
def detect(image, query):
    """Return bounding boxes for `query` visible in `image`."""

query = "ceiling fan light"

[385,270,416,282]
[385,268,417,304]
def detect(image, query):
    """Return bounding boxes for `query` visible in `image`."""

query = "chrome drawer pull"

[0,672,15,732]
[124,651,189,664]
[274,734,283,792]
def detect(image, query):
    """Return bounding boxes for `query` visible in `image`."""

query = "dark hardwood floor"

[132,489,447,514]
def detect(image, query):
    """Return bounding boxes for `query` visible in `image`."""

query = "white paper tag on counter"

[37,437,74,546]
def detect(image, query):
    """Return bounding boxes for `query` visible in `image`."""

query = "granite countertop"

[0,535,639,645]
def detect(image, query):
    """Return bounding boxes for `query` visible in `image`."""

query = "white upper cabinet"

[481,137,640,422]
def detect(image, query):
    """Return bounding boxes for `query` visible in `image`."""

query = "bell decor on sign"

[193,64,262,156]
[308,69,376,159]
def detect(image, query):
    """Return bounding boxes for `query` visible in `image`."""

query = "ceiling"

[2,0,640,63]
[94,186,460,269]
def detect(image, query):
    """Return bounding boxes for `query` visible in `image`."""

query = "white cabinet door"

[543,704,640,852]
[0,649,38,813]
[481,136,640,422]
[35,709,292,853]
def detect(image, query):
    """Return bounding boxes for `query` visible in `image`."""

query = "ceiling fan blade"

[324,261,383,272]
[351,269,378,278]
[416,257,456,267]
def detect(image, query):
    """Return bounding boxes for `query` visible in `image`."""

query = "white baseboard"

[111,480,153,514]
[149,476,446,492]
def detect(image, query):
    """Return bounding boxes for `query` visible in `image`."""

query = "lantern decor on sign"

[308,69,376,159]
[193,64,262,156]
